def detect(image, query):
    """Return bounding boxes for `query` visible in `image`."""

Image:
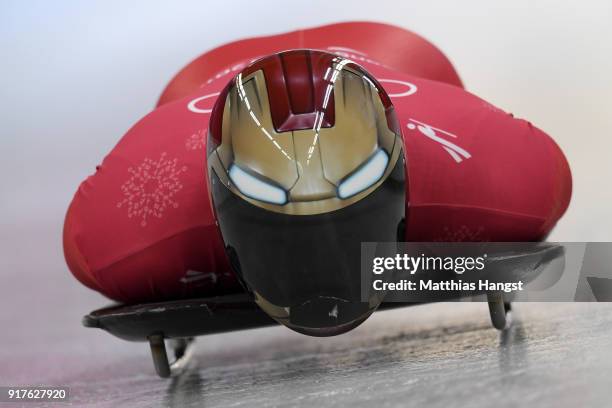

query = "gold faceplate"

[209,62,402,216]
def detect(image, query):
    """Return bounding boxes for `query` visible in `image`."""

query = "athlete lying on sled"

[64,22,571,340]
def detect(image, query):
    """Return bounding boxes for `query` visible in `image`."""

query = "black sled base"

[83,243,564,377]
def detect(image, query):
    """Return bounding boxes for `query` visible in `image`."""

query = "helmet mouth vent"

[256,295,375,337]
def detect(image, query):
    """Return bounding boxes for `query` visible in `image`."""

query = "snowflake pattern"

[117,152,187,226]
[185,129,206,151]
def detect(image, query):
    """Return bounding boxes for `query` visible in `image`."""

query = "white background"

[1,1,611,243]
[0,3,611,402]
[1,1,611,291]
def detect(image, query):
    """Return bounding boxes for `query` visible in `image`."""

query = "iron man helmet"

[207,50,405,336]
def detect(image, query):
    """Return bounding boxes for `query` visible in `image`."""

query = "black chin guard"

[210,155,406,336]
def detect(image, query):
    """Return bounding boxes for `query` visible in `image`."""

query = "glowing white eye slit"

[338,149,389,199]
[228,165,287,205]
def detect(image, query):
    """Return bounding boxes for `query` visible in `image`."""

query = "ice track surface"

[1,225,611,407]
